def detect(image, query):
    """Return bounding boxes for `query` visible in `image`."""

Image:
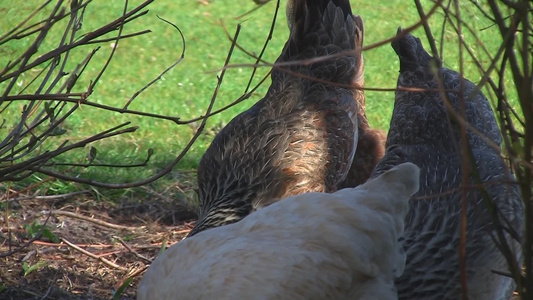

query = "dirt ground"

[0,180,198,300]
[0,180,524,300]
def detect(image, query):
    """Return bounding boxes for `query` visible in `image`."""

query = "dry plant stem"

[0,1,63,85]
[437,1,526,129]
[0,2,62,156]
[190,12,279,125]
[84,30,151,45]
[60,237,127,271]
[221,21,262,62]
[451,2,469,299]
[243,0,280,93]
[431,2,525,295]
[179,71,270,124]
[31,240,113,248]
[486,1,533,297]
[0,0,191,188]
[210,0,444,78]
[432,49,524,300]
[437,0,453,58]
[118,266,149,290]
[0,211,52,258]
[414,0,439,58]
[431,3,524,155]
[4,95,182,123]
[123,15,187,110]
[468,0,496,24]
[87,0,128,94]
[236,1,266,20]
[0,0,52,44]
[29,9,242,188]
[0,0,93,47]
[5,181,12,253]
[47,157,151,168]
[497,55,524,173]
[40,285,54,300]
[1,190,91,202]
[113,235,152,263]
[0,0,154,84]
[1,123,137,180]
[1,177,57,200]
[43,210,141,231]
[40,0,80,97]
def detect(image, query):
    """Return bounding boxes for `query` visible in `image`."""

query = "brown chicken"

[188,0,364,237]
[337,17,387,190]
[338,100,387,189]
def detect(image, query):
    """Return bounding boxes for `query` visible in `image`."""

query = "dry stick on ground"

[43,210,142,231]
[113,236,152,263]
[40,284,54,300]
[116,265,150,292]
[0,211,52,258]
[60,237,127,271]
[31,240,113,248]
[1,190,91,202]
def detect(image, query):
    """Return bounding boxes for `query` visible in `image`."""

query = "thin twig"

[244,0,280,93]
[39,284,54,300]
[4,94,183,123]
[60,237,127,271]
[414,0,439,58]
[1,190,91,203]
[87,0,129,93]
[0,211,52,258]
[30,240,113,248]
[209,0,444,77]
[113,236,152,263]
[123,15,186,110]
[44,210,142,231]
[0,0,52,44]
[0,0,154,84]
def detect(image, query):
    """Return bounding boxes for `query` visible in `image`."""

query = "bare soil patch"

[1,182,197,299]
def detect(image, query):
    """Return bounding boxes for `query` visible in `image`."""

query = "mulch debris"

[1,185,197,299]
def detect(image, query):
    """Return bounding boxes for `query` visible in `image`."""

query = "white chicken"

[137,162,420,300]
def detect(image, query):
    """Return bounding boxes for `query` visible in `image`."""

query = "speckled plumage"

[372,30,524,300]
[137,163,420,300]
[339,124,386,189]
[338,37,387,189]
[189,0,364,237]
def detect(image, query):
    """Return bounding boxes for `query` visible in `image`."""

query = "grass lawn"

[0,0,515,195]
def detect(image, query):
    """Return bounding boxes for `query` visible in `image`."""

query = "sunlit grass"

[0,0,517,194]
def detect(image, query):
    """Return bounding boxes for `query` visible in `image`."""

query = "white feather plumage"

[137,162,420,300]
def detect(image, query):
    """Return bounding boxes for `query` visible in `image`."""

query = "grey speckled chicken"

[372,29,524,300]
[188,0,363,237]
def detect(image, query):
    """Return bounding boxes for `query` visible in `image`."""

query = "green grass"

[0,0,518,195]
